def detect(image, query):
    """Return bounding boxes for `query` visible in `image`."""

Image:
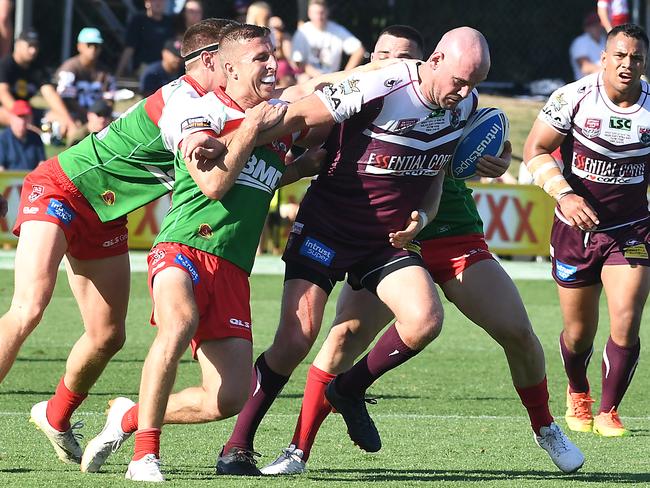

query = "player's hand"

[0,194,7,218]
[476,140,512,177]
[181,131,226,160]
[389,210,425,249]
[291,147,326,178]
[244,101,287,131]
[558,193,599,230]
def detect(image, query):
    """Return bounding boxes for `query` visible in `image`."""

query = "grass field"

[0,270,649,487]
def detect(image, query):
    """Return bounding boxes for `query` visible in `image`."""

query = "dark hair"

[219,23,271,48]
[377,24,425,56]
[607,23,649,51]
[181,18,238,57]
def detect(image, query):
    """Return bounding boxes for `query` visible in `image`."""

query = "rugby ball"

[450,107,509,180]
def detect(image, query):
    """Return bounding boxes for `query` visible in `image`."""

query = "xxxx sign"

[467,183,556,256]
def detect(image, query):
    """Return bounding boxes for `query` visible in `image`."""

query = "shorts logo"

[555,259,577,282]
[583,118,601,138]
[149,248,166,266]
[229,318,251,330]
[22,206,38,214]
[299,237,335,266]
[623,243,649,260]
[198,223,213,239]
[46,199,74,225]
[101,190,116,206]
[291,221,304,235]
[28,184,43,203]
[102,233,128,248]
[174,253,199,284]
[405,240,422,257]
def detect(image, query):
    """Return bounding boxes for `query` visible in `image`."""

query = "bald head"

[420,27,490,109]
[435,27,490,79]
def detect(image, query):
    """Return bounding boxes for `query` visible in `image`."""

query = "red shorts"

[421,233,494,284]
[147,242,253,358]
[13,158,128,259]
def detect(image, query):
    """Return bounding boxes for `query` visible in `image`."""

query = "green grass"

[0,271,648,487]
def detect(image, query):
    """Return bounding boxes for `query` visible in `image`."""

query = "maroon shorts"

[13,158,128,259]
[148,242,253,358]
[282,222,424,295]
[421,233,494,284]
[550,216,650,288]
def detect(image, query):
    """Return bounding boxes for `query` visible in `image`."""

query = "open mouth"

[261,75,276,85]
[618,71,633,83]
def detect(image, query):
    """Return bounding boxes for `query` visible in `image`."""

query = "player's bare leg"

[326,266,443,452]
[127,267,197,482]
[164,338,252,423]
[594,265,650,436]
[0,221,66,383]
[218,278,328,475]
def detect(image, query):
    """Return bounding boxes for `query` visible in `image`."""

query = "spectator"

[116,0,175,77]
[67,98,113,147]
[54,27,115,124]
[0,100,45,171]
[597,0,629,32]
[291,0,365,80]
[270,16,296,87]
[246,1,271,26]
[174,0,204,37]
[570,12,606,80]
[0,29,76,138]
[233,0,250,23]
[0,0,13,59]
[139,38,183,97]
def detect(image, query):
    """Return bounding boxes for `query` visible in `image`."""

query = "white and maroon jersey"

[302,61,478,247]
[538,72,650,228]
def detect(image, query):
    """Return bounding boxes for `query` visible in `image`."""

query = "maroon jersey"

[302,61,478,247]
[538,72,650,229]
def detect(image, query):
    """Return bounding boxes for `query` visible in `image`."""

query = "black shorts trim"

[352,254,425,295]
[284,260,338,295]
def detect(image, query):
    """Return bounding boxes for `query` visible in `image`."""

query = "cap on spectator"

[583,11,601,27]
[11,100,32,116]
[89,99,113,117]
[17,29,39,45]
[163,38,182,57]
[78,27,104,44]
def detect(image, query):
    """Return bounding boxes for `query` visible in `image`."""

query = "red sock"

[515,376,554,435]
[46,377,88,432]
[121,404,140,434]
[290,365,335,462]
[133,428,161,461]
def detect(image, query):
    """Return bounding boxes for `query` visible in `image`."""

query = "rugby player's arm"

[388,172,445,249]
[278,147,327,187]
[524,119,599,229]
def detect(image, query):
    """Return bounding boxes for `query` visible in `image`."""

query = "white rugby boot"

[260,444,306,475]
[81,396,135,472]
[534,422,585,473]
[125,453,164,482]
[30,400,83,464]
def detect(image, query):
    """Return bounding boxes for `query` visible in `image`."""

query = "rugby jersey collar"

[214,86,245,113]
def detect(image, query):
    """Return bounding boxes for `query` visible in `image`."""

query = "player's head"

[420,27,490,110]
[219,23,277,107]
[601,23,648,100]
[181,18,237,87]
[371,25,424,61]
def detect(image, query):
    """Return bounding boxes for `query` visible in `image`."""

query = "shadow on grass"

[0,468,32,473]
[0,389,139,397]
[307,468,650,484]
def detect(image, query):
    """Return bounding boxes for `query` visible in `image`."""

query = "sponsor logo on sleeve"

[339,78,360,95]
[101,190,116,206]
[384,77,401,88]
[582,118,601,138]
[45,199,74,225]
[28,184,44,203]
[181,117,212,132]
[555,260,577,282]
[299,236,335,266]
[174,253,200,284]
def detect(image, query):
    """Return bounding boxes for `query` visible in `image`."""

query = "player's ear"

[429,51,443,70]
[224,60,237,80]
